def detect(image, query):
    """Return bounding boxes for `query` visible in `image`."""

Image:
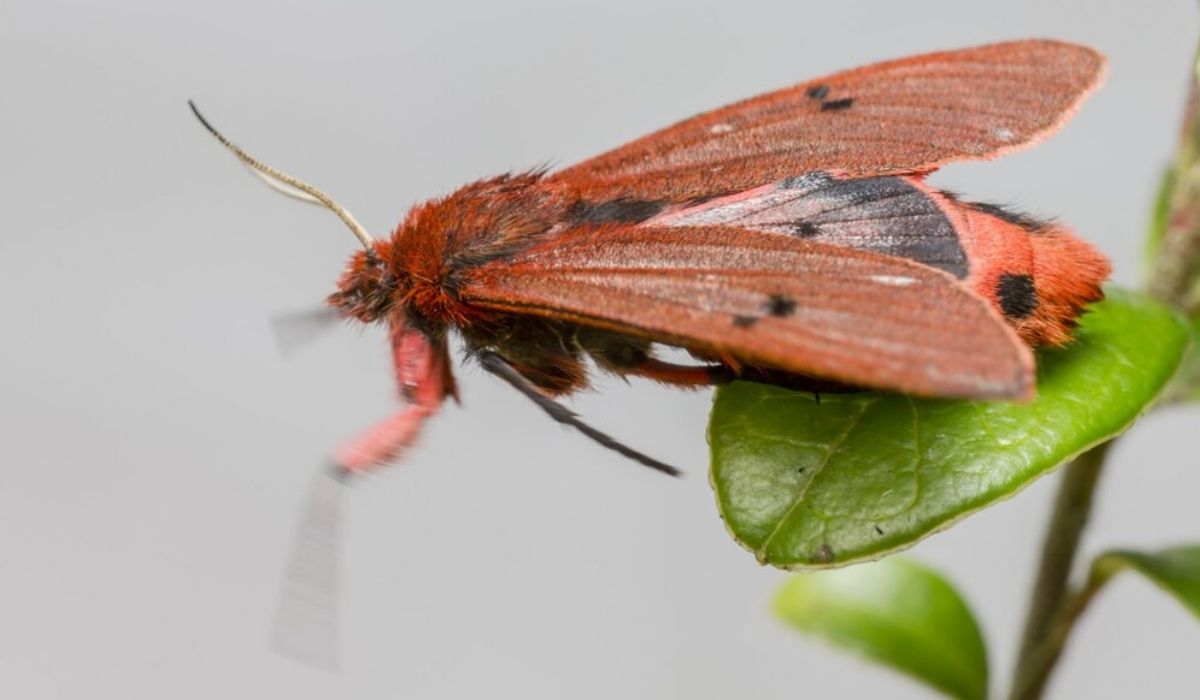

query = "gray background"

[2,1,1198,697]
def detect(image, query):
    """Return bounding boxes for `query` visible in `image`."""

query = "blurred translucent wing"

[549,40,1104,201]
[272,467,347,671]
[271,307,342,356]
[458,224,1034,399]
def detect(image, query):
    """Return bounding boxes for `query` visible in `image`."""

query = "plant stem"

[1009,28,1200,700]
[1008,440,1113,700]
[1148,62,1200,312]
[1151,49,1200,402]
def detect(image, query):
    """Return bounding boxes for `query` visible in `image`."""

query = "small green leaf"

[775,557,988,700]
[1092,546,1200,618]
[709,290,1187,568]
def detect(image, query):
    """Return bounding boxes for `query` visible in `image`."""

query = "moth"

[193,39,1109,477]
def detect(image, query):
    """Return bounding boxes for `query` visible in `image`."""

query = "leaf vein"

[759,397,879,557]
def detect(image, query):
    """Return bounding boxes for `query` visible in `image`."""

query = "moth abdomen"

[927,188,1109,347]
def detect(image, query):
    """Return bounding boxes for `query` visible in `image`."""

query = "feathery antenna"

[188,100,376,252]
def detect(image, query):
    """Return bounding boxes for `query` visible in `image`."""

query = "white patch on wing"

[709,123,734,134]
[993,126,1016,141]
[870,275,918,286]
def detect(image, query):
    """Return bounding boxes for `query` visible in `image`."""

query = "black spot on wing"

[806,84,830,100]
[765,294,796,317]
[996,273,1038,319]
[820,97,854,112]
[789,221,819,237]
[569,198,665,224]
[732,314,759,328]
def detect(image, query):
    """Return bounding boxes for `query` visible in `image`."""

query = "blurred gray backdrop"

[2,1,1198,698]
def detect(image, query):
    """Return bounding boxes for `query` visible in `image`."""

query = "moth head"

[327,243,400,323]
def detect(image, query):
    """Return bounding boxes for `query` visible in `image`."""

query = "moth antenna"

[478,351,682,477]
[188,100,376,252]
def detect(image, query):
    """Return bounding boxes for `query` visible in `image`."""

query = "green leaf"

[709,290,1187,568]
[1092,545,1200,619]
[775,557,988,700]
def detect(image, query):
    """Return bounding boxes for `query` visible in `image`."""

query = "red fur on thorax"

[391,173,567,328]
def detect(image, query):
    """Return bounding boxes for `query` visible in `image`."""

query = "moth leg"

[332,324,453,473]
[575,327,731,387]
[332,405,436,474]
[626,357,857,394]
[477,350,681,477]
[620,357,734,387]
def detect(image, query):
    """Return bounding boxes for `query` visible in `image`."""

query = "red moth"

[193,39,1109,477]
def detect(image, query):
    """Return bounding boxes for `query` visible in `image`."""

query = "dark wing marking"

[653,173,969,278]
[549,40,1104,201]
[457,224,1034,399]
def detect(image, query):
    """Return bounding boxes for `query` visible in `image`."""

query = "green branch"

[1008,442,1111,700]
